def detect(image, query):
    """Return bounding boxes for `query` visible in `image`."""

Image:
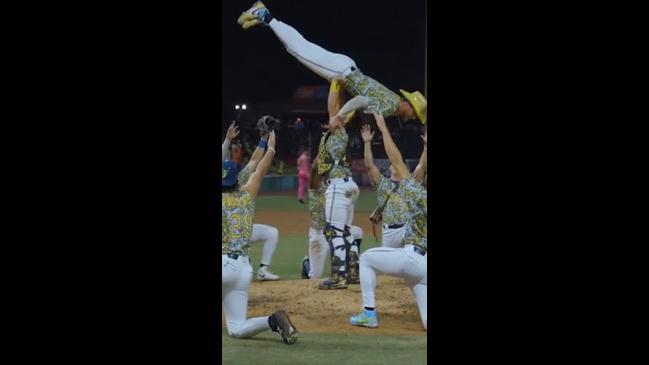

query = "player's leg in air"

[237,2,356,81]
[237,2,427,125]
[249,223,281,281]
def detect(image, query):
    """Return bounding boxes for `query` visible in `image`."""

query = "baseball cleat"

[242,19,263,30]
[271,310,298,345]
[350,309,378,328]
[318,277,348,290]
[346,277,360,284]
[237,1,272,27]
[257,266,280,281]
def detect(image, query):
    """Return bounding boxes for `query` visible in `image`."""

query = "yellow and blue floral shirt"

[222,191,255,255]
[343,69,402,117]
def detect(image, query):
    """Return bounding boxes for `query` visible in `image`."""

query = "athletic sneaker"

[270,310,298,345]
[257,266,280,281]
[237,1,272,28]
[242,19,263,30]
[350,309,378,328]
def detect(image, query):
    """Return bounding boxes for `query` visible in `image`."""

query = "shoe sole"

[257,276,280,281]
[242,19,262,30]
[318,280,348,290]
[349,319,378,328]
[274,310,298,345]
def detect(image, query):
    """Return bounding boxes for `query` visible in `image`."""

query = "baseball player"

[350,113,427,331]
[304,78,362,290]
[223,122,281,281]
[237,1,427,126]
[222,131,298,344]
[304,165,363,281]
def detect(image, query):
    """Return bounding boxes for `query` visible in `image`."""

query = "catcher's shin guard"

[318,226,348,290]
[347,239,361,284]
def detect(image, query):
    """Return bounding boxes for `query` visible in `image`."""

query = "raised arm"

[412,131,427,182]
[361,124,381,185]
[222,121,240,161]
[327,79,345,118]
[336,95,369,121]
[327,79,363,130]
[242,131,276,199]
[373,112,410,179]
[243,133,269,173]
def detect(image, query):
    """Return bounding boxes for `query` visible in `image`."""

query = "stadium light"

[235,104,240,110]
[241,104,247,110]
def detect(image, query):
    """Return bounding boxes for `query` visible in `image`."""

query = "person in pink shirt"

[297,147,310,203]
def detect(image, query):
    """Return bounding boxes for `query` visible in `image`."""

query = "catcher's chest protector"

[315,131,351,176]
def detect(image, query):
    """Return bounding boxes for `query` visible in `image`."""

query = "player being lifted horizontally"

[237,1,427,125]
[350,113,428,331]
[222,131,298,344]
[223,122,281,281]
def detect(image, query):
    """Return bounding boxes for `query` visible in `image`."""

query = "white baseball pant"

[359,245,427,330]
[382,225,406,248]
[308,225,363,279]
[325,178,360,273]
[249,224,278,266]
[222,254,271,338]
[269,19,358,81]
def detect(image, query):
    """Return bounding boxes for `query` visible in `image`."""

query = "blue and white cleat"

[237,1,273,29]
[350,309,378,328]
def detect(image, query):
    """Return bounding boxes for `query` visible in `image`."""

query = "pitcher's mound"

[223,276,426,336]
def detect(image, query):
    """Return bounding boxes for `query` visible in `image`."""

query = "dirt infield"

[222,276,425,336]
[222,202,424,336]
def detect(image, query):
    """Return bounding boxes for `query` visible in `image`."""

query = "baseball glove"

[257,115,279,135]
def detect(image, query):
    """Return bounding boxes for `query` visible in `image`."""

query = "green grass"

[255,189,378,212]
[222,329,427,365]
[248,233,384,280]
[250,190,380,279]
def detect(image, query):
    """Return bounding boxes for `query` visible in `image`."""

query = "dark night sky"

[222,0,426,117]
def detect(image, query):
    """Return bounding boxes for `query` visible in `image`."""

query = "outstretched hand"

[329,114,344,130]
[361,124,374,143]
[267,130,276,150]
[373,112,387,131]
[226,121,240,140]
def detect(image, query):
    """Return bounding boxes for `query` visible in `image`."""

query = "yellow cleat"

[237,1,269,25]
[242,19,263,30]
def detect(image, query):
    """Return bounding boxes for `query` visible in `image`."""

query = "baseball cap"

[222,160,240,188]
